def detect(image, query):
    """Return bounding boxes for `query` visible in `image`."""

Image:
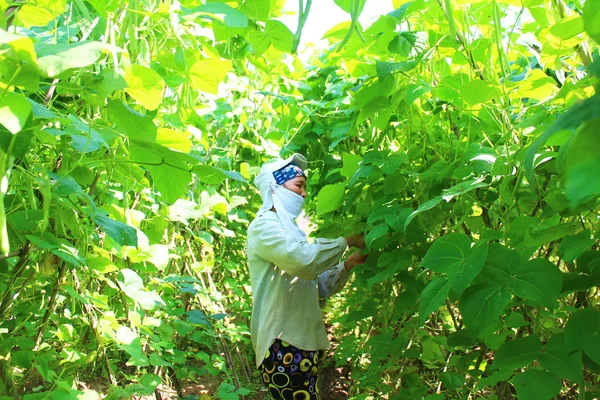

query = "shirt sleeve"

[317,262,351,298]
[249,217,348,280]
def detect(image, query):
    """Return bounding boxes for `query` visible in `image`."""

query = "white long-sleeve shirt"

[246,211,350,368]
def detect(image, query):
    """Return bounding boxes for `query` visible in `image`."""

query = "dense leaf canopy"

[0,0,599,399]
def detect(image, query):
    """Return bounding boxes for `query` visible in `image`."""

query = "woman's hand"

[345,233,365,248]
[344,251,368,271]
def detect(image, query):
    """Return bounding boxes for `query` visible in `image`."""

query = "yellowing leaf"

[0,29,36,64]
[18,0,68,28]
[157,128,192,153]
[124,65,166,111]
[510,69,557,102]
[549,15,584,40]
[189,58,232,94]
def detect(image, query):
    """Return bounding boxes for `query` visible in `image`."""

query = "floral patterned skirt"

[258,339,324,400]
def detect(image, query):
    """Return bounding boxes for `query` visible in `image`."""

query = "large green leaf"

[492,335,541,371]
[421,233,488,296]
[564,122,600,206]
[459,80,498,105]
[511,370,561,400]
[419,276,450,325]
[316,183,345,214]
[565,308,600,365]
[0,92,31,135]
[187,3,248,28]
[194,165,247,184]
[118,269,166,311]
[483,244,562,307]
[482,243,521,284]
[376,60,418,79]
[511,258,562,307]
[583,0,600,44]
[459,283,511,338]
[242,0,271,21]
[559,230,594,263]
[36,41,109,77]
[106,100,157,142]
[523,94,600,190]
[265,20,293,52]
[94,215,137,247]
[124,64,166,111]
[538,333,583,382]
[147,163,192,205]
[114,326,149,366]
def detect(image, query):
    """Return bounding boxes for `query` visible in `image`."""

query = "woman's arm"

[250,219,348,280]
[317,250,369,298]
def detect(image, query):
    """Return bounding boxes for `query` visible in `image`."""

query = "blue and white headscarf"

[255,159,308,241]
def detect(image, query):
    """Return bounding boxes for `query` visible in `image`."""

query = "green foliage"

[0,0,599,398]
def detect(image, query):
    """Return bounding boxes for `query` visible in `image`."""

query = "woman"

[246,153,367,400]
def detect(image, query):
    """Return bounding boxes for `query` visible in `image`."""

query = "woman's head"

[273,163,307,198]
[283,175,307,199]
[254,153,309,240]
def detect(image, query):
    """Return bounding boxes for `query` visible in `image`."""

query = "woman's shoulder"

[248,212,282,233]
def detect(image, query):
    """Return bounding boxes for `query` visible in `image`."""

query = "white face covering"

[255,164,307,241]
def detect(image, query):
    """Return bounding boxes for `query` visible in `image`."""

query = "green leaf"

[583,0,600,44]
[147,164,192,205]
[511,258,562,307]
[124,64,166,111]
[35,41,109,77]
[118,269,166,311]
[188,3,248,28]
[115,326,149,366]
[421,233,473,273]
[492,335,541,371]
[246,29,271,56]
[538,333,583,382]
[419,276,450,325]
[106,100,157,142]
[403,196,442,231]
[365,223,389,251]
[559,230,595,263]
[0,92,32,134]
[340,152,362,178]
[565,308,600,365]
[194,165,247,184]
[316,183,345,214]
[481,243,521,284]
[421,233,488,296]
[459,283,511,338]
[242,0,271,21]
[565,122,600,206]
[459,80,498,105]
[511,369,561,400]
[265,20,293,52]
[439,371,464,391]
[334,0,366,14]
[94,214,137,247]
[549,15,584,39]
[376,60,418,79]
[523,94,600,190]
